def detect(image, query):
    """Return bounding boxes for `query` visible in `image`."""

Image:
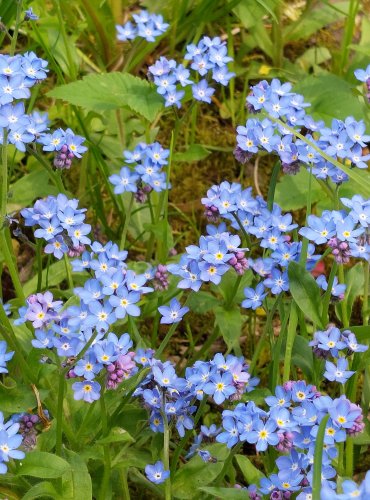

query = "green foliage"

[235,454,265,484]
[173,444,229,499]
[214,306,244,349]
[275,168,322,211]
[17,451,71,478]
[48,73,164,122]
[288,261,324,328]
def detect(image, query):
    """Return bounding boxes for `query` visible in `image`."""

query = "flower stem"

[363,260,369,326]
[312,414,329,498]
[10,0,23,56]
[55,369,65,456]
[120,193,135,250]
[162,401,171,500]
[99,391,112,500]
[338,264,349,327]
[282,302,299,383]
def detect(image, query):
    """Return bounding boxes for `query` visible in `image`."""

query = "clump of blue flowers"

[235,78,370,184]
[21,194,91,259]
[148,36,235,108]
[0,51,87,166]
[116,10,168,43]
[218,380,365,498]
[109,142,170,200]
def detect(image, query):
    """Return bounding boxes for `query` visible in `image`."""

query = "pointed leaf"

[288,261,324,327]
[48,72,163,122]
[17,451,71,478]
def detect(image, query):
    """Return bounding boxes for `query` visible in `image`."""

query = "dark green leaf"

[173,444,227,499]
[22,481,61,500]
[335,263,364,322]
[214,306,244,349]
[292,335,314,379]
[62,449,93,500]
[275,165,322,211]
[96,427,135,445]
[48,72,163,122]
[17,451,71,478]
[288,261,324,327]
[199,486,248,498]
[8,166,59,211]
[187,291,219,314]
[23,260,67,296]
[235,454,265,484]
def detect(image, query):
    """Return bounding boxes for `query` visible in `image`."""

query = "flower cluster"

[169,181,313,298]
[148,36,235,108]
[0,52,48,151]
[21,194,91,259]
[0,340,14,374]
[17,287,138,402]
[38,127,87,169]
[109,142,170,200]
[168,221,249,291]
[321,471,370,500]
[134,352,255,438]
[235,78,370,183]
[310,325,368,386]
[13,412,45,451]
[0,51,87,164]
[116,10,168,43]
[218,381,364,498]
[299,195,369,261]
[0,411,25,474]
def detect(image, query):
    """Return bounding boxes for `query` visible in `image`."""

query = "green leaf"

[335,263,364,322]
[292,335,314,379]
[48,72,163,122]
[187,291,219,314]
[23,260,67,296]
[235,454,265,484]
[7,166,59,212]
[0,381,38,413]
[214,306,244,349]
[17,451,71,479]
[22,481,61,500]
[275,168,322,211]
[61,449,92,500]
[199,487,248,499]
[173,445,227,499]
[293,73,367,123]
[352,430,370,446]
[241,388,272,405]
[173,144,210,162]
[96,427,135,445]
[214,269,253,304]
[288,261,324,327]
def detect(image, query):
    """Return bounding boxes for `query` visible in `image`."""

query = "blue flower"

[216,416,239,448]
[192,80,215,103]
[324,358,355,384]
[158,298,189,324]
[72,381,101,403]
[242,283,266,310]
[244,417,279,451]
[145,461,170,484]
[203,372,236,404]
[24,7,39,20]
[263,269,289,295]
[0,341,14,374]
